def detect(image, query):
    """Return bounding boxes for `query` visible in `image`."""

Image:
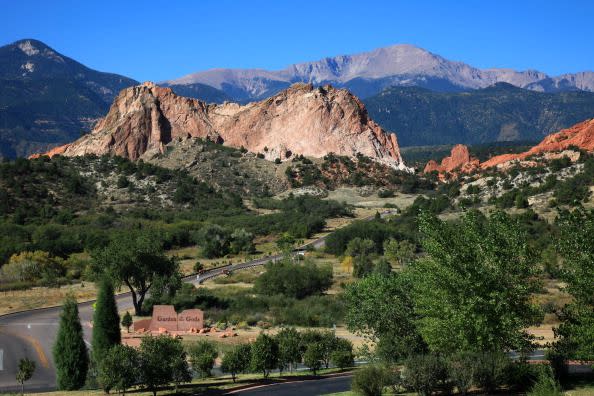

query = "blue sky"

[1,0,593,82]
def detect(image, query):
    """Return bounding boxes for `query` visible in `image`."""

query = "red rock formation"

[423,144,479,174]
[35,82,409,170]
[481,118,594,169]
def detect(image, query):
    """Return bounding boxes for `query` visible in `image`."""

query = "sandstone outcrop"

[423,144,479,175]
[36,82,409,170]
[480,118,594,169]
[424,119,594,175]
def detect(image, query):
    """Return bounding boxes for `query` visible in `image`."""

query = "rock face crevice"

[40,82,409,170]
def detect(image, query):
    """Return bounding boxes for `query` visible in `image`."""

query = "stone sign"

[147,305,204,332]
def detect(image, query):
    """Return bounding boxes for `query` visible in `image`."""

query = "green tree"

[303,342,324,375]
[92,232,178,315]
[276,327,302,373]
[276,232,296,253]
[230,228,255,254]
[250,333,279,378]
[401,354,448,396]
[98,345,139,395]
[253,259,332,299]
[346,237,375,278]
[383,238,415,267]
[53,296,89,390]
[198,224,231,258]
[92,278,121,364]
[138,336,189,396]
[188,340,218,378]
[330,339,354,370]
[121,311,133,333]
[373,258,392,277]
[16,358,36,396]
[344,273,425,362]
[554,209,594,361]
[410,210,541,353]
[221,344,250,382]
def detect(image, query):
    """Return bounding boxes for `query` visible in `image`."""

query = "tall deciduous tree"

[53,296,89,390]
[554,209,594,361]
[92,232,178,315]
[411,210,541,353]
[92,277,121,364]
[344,273,425,361]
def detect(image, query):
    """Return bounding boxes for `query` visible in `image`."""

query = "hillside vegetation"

[364,83,594,146]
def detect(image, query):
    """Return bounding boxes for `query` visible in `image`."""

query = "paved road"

[227,375,352,396]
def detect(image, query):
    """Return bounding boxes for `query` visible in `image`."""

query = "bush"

[473,351,511,393]
[401,354,449,396]
[446,352,476,395]
[330,349,354,370]
[351,365,391,396]
[303,342,324,375]
[253,259,332,299]
[527,366,563,396]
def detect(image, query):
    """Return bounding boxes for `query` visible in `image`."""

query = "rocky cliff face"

[423,144,479,174]
[38,82,409,170]
[481,118,594,169]
[424,119,594,174]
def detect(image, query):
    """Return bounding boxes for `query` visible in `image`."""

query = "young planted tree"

[250,333,279,378]
[92,278,121,364]
[98,344,139,395]
[53,296,89,390]
[221,344,250,382]
[16,358,36,396]
[276,327,303,373]
[92,232,178,315]
[138,336,189,396]
[121,311,133,333]
[303,342,324,375]
[188,340,218,378]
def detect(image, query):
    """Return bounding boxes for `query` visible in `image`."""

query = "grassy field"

[0,282,98,315]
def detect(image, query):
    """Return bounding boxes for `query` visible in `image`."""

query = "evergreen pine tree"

[92,277,121,361]
[53,295,89,390]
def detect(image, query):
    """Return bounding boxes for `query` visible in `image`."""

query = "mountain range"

[1,39,594,158]
[164,44,594,102]
[0,39,138,158]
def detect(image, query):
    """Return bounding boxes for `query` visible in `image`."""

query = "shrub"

[253,259,332,299]
[473,351,511,393]
[446,351,476,395]
[401,354,448,396]
[330,349,354,370]
[527,366,563,396]
[351,365,391,396]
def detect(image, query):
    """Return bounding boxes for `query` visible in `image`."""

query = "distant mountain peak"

[164,44,594,102]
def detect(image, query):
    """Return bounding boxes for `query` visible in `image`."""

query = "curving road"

[0,229,336,392]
